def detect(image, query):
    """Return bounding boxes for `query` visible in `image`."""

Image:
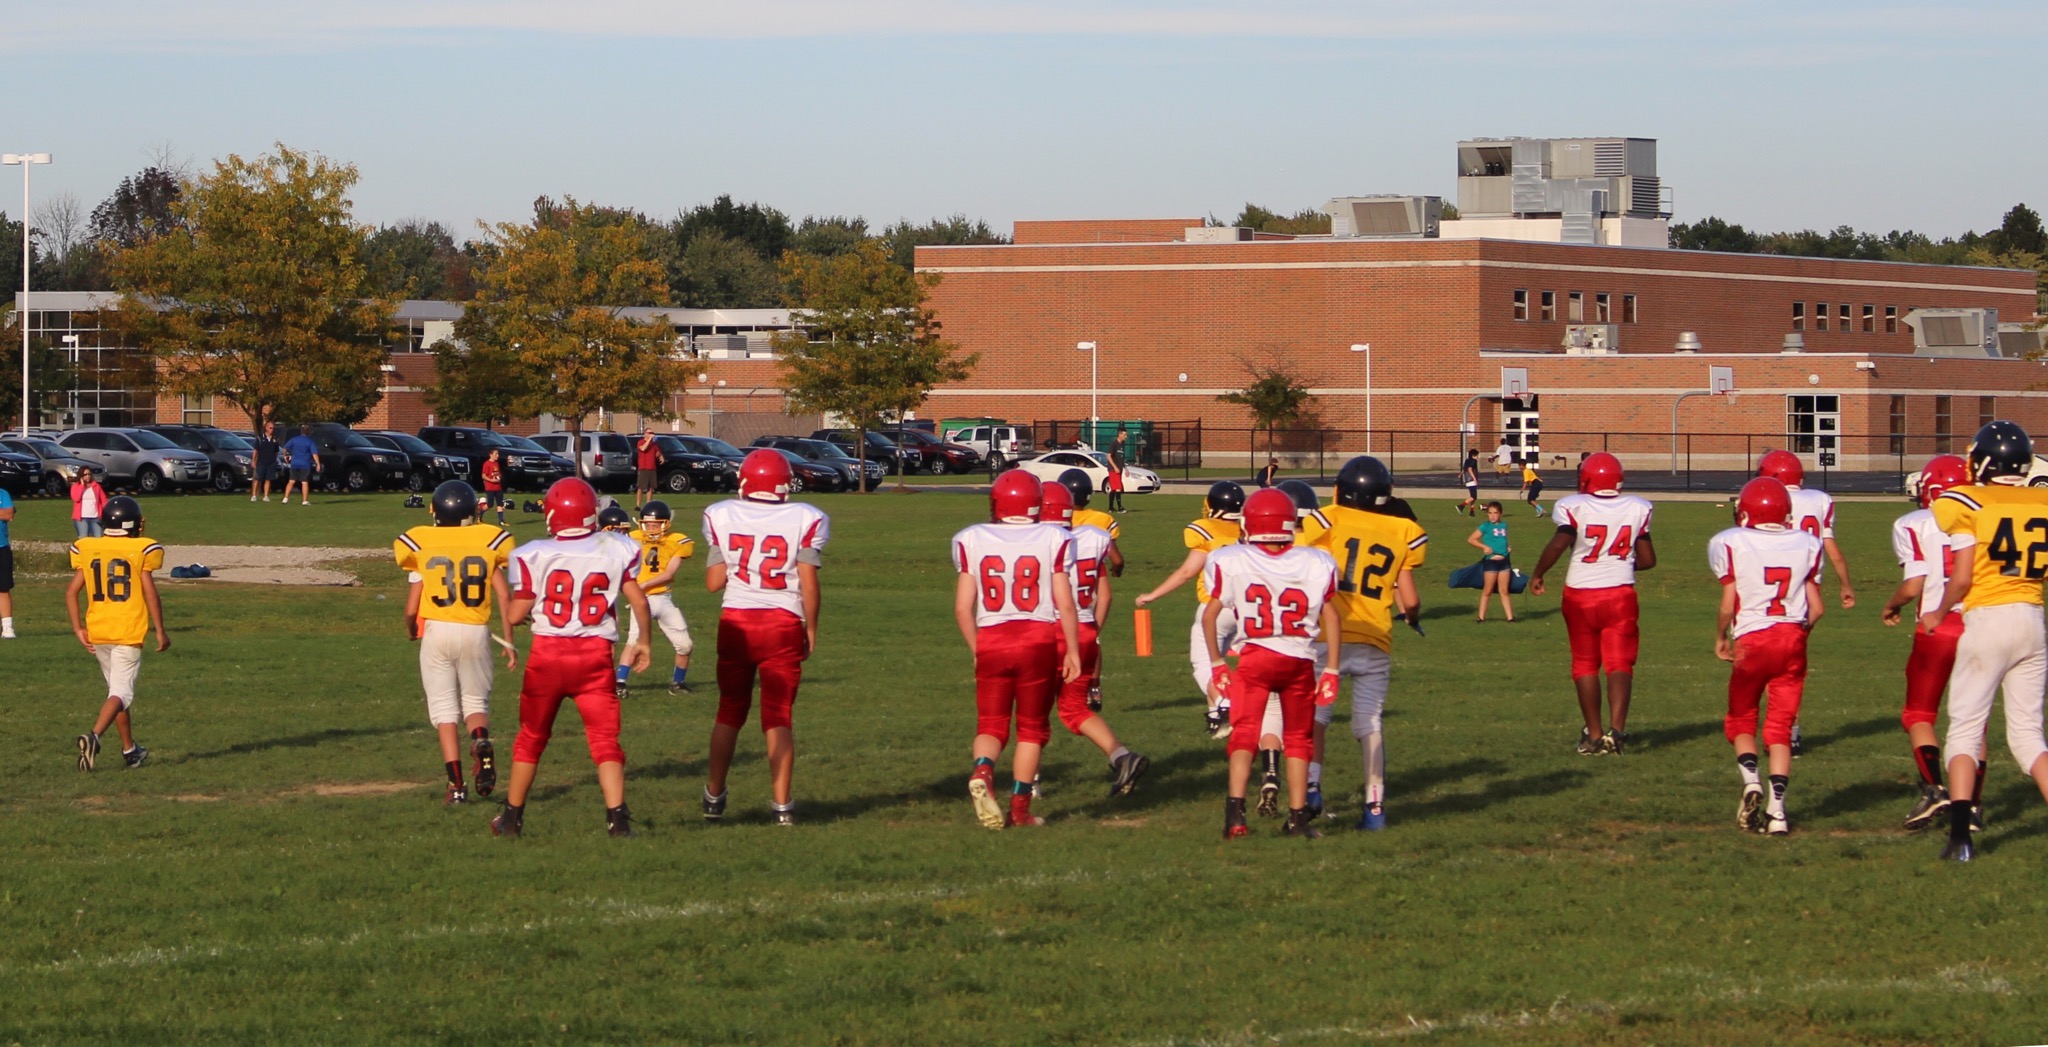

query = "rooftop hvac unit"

[1326,196,1442,238]
[1564,324,1618,354]
[1905,308,2002,358]
[698,333,749,359]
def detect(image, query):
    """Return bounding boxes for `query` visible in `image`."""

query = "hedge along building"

[911,138,2043,473]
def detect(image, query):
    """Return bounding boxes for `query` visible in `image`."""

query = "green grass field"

[3,488,2045,1045]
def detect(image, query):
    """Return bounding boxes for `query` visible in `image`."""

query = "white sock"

[1108,746,1129,764]
[1737,754,1760,786]
[1308,760,1323,787]
[1,616,13,635]
[1767,776,1787,817]
[1361,732,1385,805]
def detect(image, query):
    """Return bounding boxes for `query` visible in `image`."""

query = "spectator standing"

[634,429,664,509]
[280,426,321,506]
[71,466,106,538]
[1468,503,1515,623]
[250,420,281,502]
[1107,428,1131,513]
[481,448,506,524]
[0,482,14,638]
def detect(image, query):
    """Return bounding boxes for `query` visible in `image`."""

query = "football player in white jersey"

[1133,481,1247,739]
[1710,478,1825,836]
[1205,488,1342,840]
[491,479,652,839]
[1880,454,1978,830]
[1530,453,1657,755]
[1757,450,1855,757]
[1039,481,1150,797]
[701,450,830,826]
[954,470,1082,829]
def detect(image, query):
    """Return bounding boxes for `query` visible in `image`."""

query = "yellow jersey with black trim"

[395,523,515,627]
[628,527,696,596]
[69,535,166,646]
[1296,508,1333,546]
[1933,483,2048,609]
[1072,507,1120,540]
[1304,504,1429,652]
[1184,517,1243,602]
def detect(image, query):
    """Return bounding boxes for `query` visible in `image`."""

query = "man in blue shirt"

[281,426,322,506]
[0,485,15,637]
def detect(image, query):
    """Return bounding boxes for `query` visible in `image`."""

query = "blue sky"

[3,1,2041,240]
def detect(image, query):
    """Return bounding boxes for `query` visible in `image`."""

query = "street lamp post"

[4,152,52,437]
[1350,343,1371,455]
[1077,341,1098,443]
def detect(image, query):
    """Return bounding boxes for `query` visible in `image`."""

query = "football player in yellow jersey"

[1304,458,1427,830]
[1924,421,2048,862]
[396,481,518,805]
[66,497,169,772]
[617,499,697,696]
[1057,469,1124,578]
[1134,481,1246,738]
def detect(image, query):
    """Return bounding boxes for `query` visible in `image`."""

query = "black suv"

[809,429,923,475]
[416,426,567,492]
[363,431,460,492]
[139,424,257,493]
[276,423,413,492]
[650,435,736,494]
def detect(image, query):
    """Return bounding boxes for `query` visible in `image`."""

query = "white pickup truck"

[944,424,1035,468]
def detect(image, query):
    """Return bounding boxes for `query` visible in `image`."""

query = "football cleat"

[77,732,101,772]
[1086,685,1102,713]
[667,680,693,696]
[967,771,1005,830]
[614,680,631,701]
[1765,812,1789,837]
[1737,783,1765,833]
[1223,797,1250,840]
[772,807,797,827]
[1305,783,1324,820]
[1282,809,1324,839]
[1789,725,1804,758]
[1005,810,1045,828]
[1205,701,1232,739]
[606,804,634,838]
[1577,729,1603,757]
[1940,836,1975,862]
[1903,785,1950,832]
[445,784,468,807]
[1970,803,1985,834]
[490,806,523,838]
[1256,773,1281,818]
[1601,730,1629,756]
[1356,802,1387,832]
[472,738,496,797]
[1108,752,1150,797]
[702,789,728,823]
[122,745,149,769]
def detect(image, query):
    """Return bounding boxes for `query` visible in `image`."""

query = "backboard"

[1709,366,1735,396]
[1501,366,1530,403]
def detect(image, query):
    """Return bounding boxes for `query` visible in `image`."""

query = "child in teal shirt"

[1467,502,1515,622]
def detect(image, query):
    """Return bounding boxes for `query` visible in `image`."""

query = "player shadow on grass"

[1394,767,1591,818]
[1621,719,1724,751]
[1422,604,1558,623]
[1806,778,1905,821]
[1800,716,1897,754]
[183,724,414,761]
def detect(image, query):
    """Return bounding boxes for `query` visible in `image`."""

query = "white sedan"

[1014,449,1161,494]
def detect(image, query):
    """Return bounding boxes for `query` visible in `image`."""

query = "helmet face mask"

[1736,477,1793,531]
[431,480,478,526]
[990,469,1043,524]
[1335,456,1392,510]
[639,499,672,537]
[1969,421,2033,485]
[1241,488,1297,545]
[1205,481,1246,521]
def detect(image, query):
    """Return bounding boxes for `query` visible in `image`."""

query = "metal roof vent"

[1906,308,2002,358]
[1674,332,1702,353]
[1780,333,1806,354]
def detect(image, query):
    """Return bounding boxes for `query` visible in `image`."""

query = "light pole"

[1077,341,1098,443]
[59,333,78,427]
[4,152,51,437]
[1350,343,1371,455]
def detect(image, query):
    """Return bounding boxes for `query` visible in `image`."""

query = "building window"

[1567,291,1584,322]
[1814,302,1827,331]
[1594,292,1611,323]
[1934,395,1952,454]
[1623,294,1638,323]
[1981,396,1997,429]
[1863,304,1876,333]
[1512,289,1528,321]
[1839,304,1853,331]
[1792,302,1805,330]
[1888,395,1906,454]
[1540,291,1555,321]
[1886,306,1899,334]
[1787,394,1841,455]
[181,393,214,427]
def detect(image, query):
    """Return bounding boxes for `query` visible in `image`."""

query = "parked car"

[495,434,578,483]
[670,435,750,470]
[139,424,256,493]
[280,423,412,492]
[1,436,98,497]
[753,436,886,487]
[943,424,1034,469]
[650,435,736,494]
[363,431,460,492]
[1014,448,1161,494]
[415,426,567,491]
[753,445,849,494]
[881,428,979,474]
[529,431,641,492]
[809,429,924,475]
[0,445,38,496]
[56,428,213,493]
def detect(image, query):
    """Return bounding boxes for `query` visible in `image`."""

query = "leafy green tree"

[777,240,976,491]
[88,167,185,249]
[672,195,792,262]
[1232,204,1331,235]
[452,197,699,457]
[1989,204,2046,257]
[364,219,475,300]
[423,338,527,429]
[0,212,34,300]
[880,215,1008,270]
[104,144,396,428]
[1218,359,1316,459]
[792,215,870,258]
[1669,216,1761,253]
[669,229,781,308]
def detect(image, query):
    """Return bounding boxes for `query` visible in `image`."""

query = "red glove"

[1314,671,1340,708]
[1209,664,1233,695]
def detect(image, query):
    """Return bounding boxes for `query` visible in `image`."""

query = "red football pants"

[1562,585,1640,678]
[1228,644,1314,760]
[1055,623,1102,734]
[975,620,1058,747]
[1902,612,1964,729]
[514,635,624,766]
[715,608,807,732]
[1725,622,1810,748]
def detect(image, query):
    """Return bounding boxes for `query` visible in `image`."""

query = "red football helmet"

[1737,477,1793,531]
[1577,452,1624,495]
[1917,454,1969,508]
[1038,477,1074,527]
[1757,449,1804,488]
[990,469,1042,523]
[1242,488,1298,544]
[738,449,792,502]
[543,477,600,537]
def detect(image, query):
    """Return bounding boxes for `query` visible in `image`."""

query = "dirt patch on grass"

[300,781,421,797]
[18,541,375,586]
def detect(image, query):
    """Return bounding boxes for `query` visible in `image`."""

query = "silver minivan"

[57,427,214,493]
[530,431,641,492]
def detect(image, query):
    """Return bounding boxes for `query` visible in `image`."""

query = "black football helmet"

[1276,479,1320,517]
[597,505,633,531]
[639,499,673,537]
[99,496,143,536]
[431,480,477,525]
[1205,481,1246,520]
[1969,421,2032,483]
[1335,456,1394,510]
[1056,468,1094,507]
